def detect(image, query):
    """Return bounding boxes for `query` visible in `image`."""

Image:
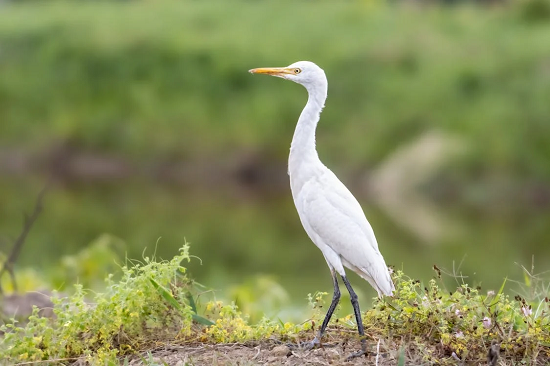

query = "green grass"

[1,244,548,364]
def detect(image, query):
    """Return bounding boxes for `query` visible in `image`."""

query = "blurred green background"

[1,0,550,319]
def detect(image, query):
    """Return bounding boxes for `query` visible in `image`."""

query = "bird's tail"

[356,266,395,297]
[342,257,395,297]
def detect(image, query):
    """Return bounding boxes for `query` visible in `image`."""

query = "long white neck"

[289,81,328,193]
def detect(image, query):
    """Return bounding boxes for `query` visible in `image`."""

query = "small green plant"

[0,245,200,364]
[362,270,550,363]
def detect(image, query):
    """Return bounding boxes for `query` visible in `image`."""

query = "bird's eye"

[294,68,301,74]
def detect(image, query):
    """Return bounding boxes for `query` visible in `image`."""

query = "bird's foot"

[286,336,338,352]
[345,349,367,361]
[286,336,319,351]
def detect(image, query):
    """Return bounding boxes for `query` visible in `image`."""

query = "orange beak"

[249,67,294,77]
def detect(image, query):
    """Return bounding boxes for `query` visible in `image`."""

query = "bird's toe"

[286,336,321,351]
[345,349,367,361]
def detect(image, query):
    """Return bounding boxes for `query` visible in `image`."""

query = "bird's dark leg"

[341,275,367,359]
[315,270,341,344]
[293,270,340,351]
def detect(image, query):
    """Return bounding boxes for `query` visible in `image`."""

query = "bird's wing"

[298,169,393,295]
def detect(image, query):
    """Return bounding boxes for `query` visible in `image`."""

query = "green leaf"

[397,347,406,366]
[489,277,507,309]
[149,278,213,326]
[185,291,197,314]
[149,278,183,311]
[191,311,214,326]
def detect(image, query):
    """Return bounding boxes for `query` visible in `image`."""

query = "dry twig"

[0,182,49,294]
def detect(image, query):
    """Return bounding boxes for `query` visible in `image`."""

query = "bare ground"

[124,340,402,366]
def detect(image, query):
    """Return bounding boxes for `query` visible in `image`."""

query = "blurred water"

[2,171,549,313]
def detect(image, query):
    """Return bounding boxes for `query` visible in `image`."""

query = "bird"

[249,61,394,358]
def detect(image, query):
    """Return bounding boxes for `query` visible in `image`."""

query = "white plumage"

[295,169,394,296]
[250,61,394,357]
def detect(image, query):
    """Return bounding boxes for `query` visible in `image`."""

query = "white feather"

[250,60,394,298]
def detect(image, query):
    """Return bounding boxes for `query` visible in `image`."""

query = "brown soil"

[124,340,400,366]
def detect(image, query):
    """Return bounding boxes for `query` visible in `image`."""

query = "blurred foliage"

[519,0,550,22]
[228,274,291,323]
[51,234,125,291]
[0,0,549,177]
[0,264,47,294]
[1,234,124,294]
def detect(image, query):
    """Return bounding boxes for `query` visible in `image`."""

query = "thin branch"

[0,182,50,294]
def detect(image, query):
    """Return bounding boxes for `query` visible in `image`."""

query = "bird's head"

[249,61,327,93]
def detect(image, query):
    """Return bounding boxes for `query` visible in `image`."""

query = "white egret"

[249,61,394,358]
